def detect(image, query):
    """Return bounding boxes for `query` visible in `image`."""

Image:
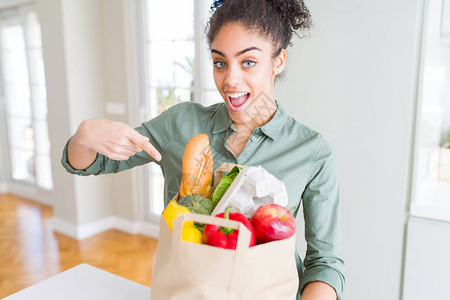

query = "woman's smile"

[226,92,250,111]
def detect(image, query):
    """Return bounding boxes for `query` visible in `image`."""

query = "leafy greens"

[210,166,242,207]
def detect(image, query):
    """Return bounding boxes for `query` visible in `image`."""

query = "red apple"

[251,204,295,244]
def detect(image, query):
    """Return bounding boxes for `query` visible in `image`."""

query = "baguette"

[178,134,214,199]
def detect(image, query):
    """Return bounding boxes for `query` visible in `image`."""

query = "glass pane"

[150,87,191,115]
[1,48,29,86]
[442,0,450,40]
[28,48,46,85]
[149,163,164,215]
[146,0,194,42]
[10,148,36,184]
[34,120,50,155]
[148,41,195,89]
[1,15,22,50]
[203,89,224,107]
[6,116,34,151]
[1,18,31,117]
[203,56,217,90]
[25,10,42,47]
[5,84,31,117]
[1,23,29,85]
[1,51,23,85]
[36,154,53,190]
[32,84,48,120]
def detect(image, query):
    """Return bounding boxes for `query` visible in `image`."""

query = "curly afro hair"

[206,0,312,58]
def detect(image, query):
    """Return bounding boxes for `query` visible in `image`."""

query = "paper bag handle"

[213,163,248,189]
[172,213,251,292]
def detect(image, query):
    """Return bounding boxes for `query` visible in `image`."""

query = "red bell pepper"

[203,206,256,249]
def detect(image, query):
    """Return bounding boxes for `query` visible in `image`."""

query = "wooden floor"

[0,193,158,298]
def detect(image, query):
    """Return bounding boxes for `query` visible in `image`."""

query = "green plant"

[175,56,195,101]
[156,87,182,114]
[156,56,195,113]
[447,127,450,145]
[175,56,194,76]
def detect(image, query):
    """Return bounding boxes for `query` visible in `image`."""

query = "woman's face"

[210,22,285,127]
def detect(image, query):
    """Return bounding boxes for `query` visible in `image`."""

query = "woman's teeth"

[228,92,247,98]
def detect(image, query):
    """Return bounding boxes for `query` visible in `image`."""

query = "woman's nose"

[224,67,242,87]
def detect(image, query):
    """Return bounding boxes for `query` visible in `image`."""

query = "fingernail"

[155,153,162,161]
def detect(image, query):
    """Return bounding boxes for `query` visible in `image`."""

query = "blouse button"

[250,136,256,142]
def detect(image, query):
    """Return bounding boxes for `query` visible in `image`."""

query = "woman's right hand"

[67,119,162,170]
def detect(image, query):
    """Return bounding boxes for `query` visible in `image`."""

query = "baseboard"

[3,182,52,206]
[0,182,7,193]
[112,216,160,239]
[78,216,116,239]
[136,219,160,239]
[51,217,80,239]
[51,215,160,240]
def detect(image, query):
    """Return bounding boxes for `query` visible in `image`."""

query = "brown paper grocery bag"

[150,213,298,300]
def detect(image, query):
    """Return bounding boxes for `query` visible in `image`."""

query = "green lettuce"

[210,166,242,207]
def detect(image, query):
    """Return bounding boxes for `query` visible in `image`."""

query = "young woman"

[63,0,345,299]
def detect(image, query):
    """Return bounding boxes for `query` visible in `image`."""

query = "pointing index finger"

[130,131,162,161]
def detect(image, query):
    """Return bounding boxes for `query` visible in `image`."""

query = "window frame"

[409,0,450,223]
[0,3,53,204]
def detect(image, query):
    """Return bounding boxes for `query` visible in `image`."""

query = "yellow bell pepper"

[181,227,203,244]
[162,199,194,231]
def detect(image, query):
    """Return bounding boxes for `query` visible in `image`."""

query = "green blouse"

[62,101,345,299]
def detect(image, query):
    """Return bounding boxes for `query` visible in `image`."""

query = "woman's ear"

[273,48,286,75]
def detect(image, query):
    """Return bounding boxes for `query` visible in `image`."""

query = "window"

[136,0,222,221]
[0,6,52,191]
[410,0,450,222]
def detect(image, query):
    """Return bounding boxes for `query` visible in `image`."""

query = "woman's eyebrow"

[235,46,262,56]
[211,49,225,57]
[211,46,262,57]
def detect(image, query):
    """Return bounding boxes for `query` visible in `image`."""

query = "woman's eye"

[243,61,256,68]
[213,61,226,69]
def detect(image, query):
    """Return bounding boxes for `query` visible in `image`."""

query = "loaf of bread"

[178,134,213,199]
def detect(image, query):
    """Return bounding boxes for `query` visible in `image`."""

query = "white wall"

[275,0,421,299]
[402,217,450,299]
[0,96,6,189]
[0,114,6,192]
[37,0,77,222]
[38,0,112,227]
[61,0,113,225]
[102,0,141,222]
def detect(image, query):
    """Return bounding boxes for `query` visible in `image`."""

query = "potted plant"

[439,128,450,181]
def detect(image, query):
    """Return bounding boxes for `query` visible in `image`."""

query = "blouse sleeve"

[299,134,346,299]
[61,102,189,176]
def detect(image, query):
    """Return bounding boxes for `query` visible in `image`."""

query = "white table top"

[4,264,151,300]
